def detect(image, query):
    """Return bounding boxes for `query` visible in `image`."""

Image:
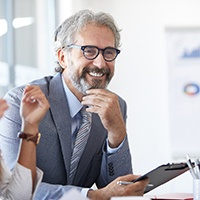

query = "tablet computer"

[133,162,190,193]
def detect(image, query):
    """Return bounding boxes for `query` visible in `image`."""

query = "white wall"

[58,0,200,195]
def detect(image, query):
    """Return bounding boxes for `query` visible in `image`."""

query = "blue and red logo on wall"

[183,83,200,96]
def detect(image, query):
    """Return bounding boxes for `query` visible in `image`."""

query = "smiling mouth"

[82,67,111,81]
[88,71,104,77]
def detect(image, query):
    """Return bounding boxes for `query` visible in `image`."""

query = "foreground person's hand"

[87,174,149,200]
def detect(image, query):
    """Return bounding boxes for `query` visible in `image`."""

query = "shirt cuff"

[81,188,92,198]
[106,137,126,154]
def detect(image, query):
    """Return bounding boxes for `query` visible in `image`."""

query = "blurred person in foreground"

[0,85,50,199]
[0,10,148,200]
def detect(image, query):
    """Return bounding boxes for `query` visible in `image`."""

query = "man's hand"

[81,89,126,148]
[87,174,149,200]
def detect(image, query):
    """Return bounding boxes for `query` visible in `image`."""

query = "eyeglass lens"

[83,46,118,61]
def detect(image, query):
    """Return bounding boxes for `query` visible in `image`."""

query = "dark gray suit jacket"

[0,73,132,191]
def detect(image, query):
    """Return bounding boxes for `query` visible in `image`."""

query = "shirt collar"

[61,75,83,118]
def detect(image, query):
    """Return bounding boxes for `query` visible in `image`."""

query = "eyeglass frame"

[64,44,120,62]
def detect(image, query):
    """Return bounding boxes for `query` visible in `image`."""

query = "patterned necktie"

[69,107,92,184]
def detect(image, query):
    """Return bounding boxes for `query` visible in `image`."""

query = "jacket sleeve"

[96,136,133,188]
[96,97,133,188]
[0,86,24,170]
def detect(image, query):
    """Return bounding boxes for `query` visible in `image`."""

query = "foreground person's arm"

[1,85,49,200]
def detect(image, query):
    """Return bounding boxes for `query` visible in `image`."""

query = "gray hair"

[53,9,121,72]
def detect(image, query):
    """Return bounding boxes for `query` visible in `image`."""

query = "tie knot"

[81,107,91,123]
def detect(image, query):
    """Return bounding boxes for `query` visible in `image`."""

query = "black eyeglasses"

[66,44,120,62]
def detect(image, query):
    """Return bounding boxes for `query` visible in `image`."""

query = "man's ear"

[57,48,67,68]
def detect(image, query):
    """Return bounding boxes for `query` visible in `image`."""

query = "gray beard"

[70,74,110,95]
[68,65,113,95]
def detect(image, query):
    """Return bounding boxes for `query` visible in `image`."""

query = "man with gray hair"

[0,9,148,199]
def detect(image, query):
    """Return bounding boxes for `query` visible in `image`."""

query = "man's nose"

[92,52,107,68]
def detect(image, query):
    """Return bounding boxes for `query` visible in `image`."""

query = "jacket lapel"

[48,73,72,179]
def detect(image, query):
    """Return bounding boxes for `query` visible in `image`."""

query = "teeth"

[89,71,103,77]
